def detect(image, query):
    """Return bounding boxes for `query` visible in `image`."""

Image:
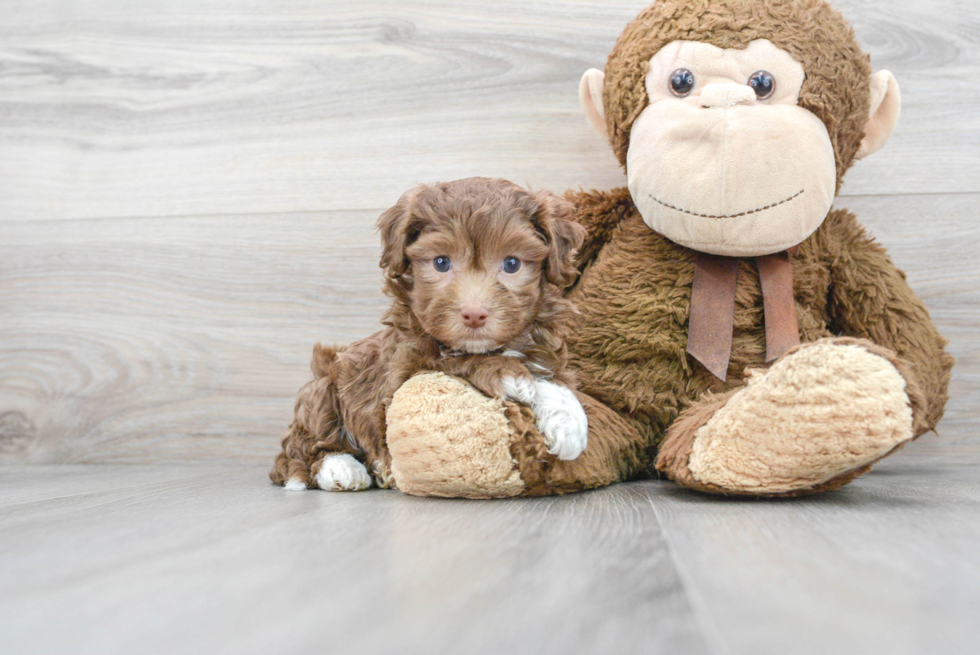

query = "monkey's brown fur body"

[567,191,949,492]
[377,0,954,498]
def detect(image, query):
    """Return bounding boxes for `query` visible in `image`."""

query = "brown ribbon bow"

[686,250,800,381]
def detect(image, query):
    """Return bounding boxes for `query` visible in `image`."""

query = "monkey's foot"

[386,372,526,498]
[385,372,643,498]
[656,338,923,496]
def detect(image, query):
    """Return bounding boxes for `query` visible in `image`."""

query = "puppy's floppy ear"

[532,190,586,289]
[377,189,420,276]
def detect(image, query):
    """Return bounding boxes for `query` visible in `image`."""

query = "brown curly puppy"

[270,177,588,491]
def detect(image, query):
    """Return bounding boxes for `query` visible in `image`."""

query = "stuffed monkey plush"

[383,0,953,498]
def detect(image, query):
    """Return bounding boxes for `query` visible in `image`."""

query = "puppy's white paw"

[283,478,308,491]
[314,453,372,491]
[532,380,588,461]
[500,375,537,405]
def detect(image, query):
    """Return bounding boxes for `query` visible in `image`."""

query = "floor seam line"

[643,490,733,655]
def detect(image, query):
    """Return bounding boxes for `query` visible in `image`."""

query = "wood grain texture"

[0,465,708,655]
[650,448,980,655]
[2,195,976,464]
[0,0,978,223]
[0,210,390,463]
[1,4,977,653]
[1,0,978,464]
[1,459,977,655]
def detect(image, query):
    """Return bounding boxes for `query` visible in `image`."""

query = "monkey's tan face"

[626,39,837,256]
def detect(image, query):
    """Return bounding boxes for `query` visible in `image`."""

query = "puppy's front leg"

[484,359,588,461]
[529,380,588,461]
[499,372,538,406]
[442,356,587,459]
[454,356,536,402]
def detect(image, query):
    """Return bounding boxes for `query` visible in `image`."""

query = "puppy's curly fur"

[270,177,586,490]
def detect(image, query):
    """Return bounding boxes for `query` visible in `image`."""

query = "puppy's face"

[406,211,549,352]
[378,178,585,353]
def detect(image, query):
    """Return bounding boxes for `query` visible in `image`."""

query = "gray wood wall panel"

[2,196,975,464]
[0,0,978,222]
[1,0,978,463]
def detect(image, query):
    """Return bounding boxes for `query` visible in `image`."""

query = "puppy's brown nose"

[461,305,489,329]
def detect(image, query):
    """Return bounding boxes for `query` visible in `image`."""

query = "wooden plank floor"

[2,447,978,655]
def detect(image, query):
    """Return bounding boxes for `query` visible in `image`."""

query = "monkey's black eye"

[748,71,775,99]
[669,69,695,97]
[501,257,521,274]
[433,256,452,273]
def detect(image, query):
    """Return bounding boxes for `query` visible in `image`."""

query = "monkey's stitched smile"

[649,188,805,220]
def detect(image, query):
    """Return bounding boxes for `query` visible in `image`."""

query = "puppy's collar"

[436,341,522,359]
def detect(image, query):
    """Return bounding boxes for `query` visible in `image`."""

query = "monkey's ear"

[855,71,901,160]
[376,190,419,277]
[533,190,586,289]
[579,68,607,139]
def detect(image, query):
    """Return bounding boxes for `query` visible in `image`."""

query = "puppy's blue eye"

[433,256,452,273]
[501,257,521,274]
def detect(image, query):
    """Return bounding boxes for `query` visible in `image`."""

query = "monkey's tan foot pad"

[657,338,917,496]
[386,372,527,498]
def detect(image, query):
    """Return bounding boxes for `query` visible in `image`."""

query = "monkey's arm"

[564,187,635,271]
[820,210,953,435]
